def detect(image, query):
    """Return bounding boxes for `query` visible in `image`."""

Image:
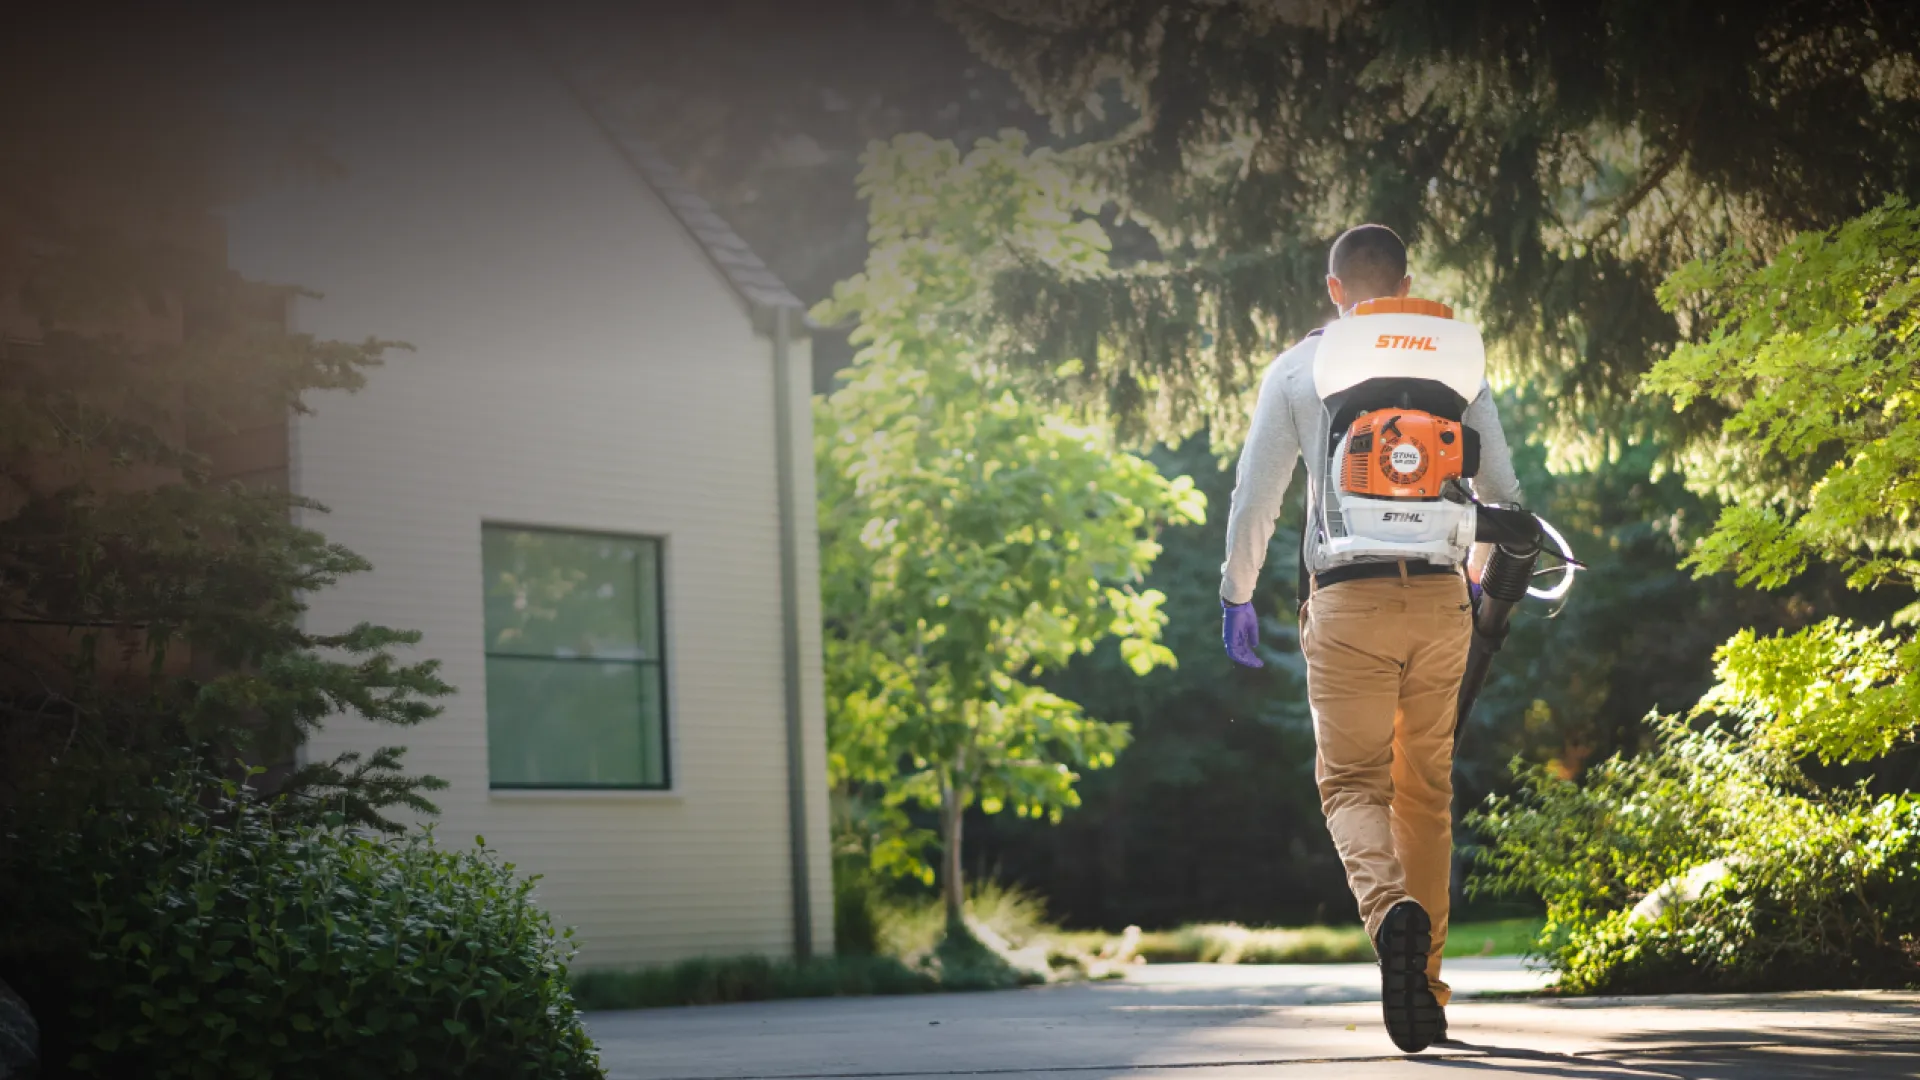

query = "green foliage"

[28,767,601,1079]
[2,18,476,1067]
[966,436,1348,928]
[1651,199,1920,595]
[1471,720,1920,993]
[832,854,885,957]
[1045,917,1542,965]
[1646,198,1920,765]
[534,3,1047,314]
[570,955,938,1012]
[1702,620,1920,767]
[1473,202,1920,993]
[926,920,1038,992]
[1472,716,1756,934]
[1148,924,1376,965]
[0,9,451,837]
[862,879,1058,967]
[948,1,1920,453]
[816,133,1203,900]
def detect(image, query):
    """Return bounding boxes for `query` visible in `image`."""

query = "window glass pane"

[485,657,666,787]
[633,539,661,661]
[482,527,656,660]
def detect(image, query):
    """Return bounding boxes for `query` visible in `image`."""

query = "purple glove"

[1222,599,1264,668]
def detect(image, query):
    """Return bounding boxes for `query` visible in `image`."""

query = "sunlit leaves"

[1701,620,1920,767]
[1650,198,1920,591]
[1471,199,1920,993]
[818,134,1202,883]
[1469,715,1920,993]
[1646,198,1920,765]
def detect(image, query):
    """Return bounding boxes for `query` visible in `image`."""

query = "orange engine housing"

[1340,409,1466,499]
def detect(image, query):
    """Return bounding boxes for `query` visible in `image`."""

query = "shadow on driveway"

[1409,1036,1920,1079]
[588,965,1920,1080]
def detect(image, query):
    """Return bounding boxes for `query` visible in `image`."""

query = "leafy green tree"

[1647,196,1920,767]
[817,133,1204,922]
[1470,199,1920,993]
[946,0,1920,454]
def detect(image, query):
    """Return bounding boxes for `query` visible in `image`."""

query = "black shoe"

[1376,901,1444,1053]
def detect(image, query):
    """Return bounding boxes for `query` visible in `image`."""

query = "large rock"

[1629,858,1735,924]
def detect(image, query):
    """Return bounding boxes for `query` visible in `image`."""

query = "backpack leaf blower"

[1305,296,1584,746]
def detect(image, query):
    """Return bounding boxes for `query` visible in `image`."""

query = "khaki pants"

[1300,573,1471,1005]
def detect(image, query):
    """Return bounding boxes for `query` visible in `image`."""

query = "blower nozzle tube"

[1454,506,1544,751]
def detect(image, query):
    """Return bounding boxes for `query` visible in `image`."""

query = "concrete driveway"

[587,959,1920,1079]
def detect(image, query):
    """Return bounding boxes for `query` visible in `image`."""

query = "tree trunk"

[940,772,965,927]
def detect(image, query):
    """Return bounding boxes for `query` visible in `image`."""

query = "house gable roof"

[552,63,807,329]
[615,140,805,317]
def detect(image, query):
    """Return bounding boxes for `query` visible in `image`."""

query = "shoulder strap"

[1288,329,1326,611]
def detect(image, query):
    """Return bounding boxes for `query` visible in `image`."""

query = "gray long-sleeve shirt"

[1219,330,1523,605]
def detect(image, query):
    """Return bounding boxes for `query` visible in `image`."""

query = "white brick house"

[220,12,833,968]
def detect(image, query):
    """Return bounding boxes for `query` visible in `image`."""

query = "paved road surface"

[588,959,1920,1079]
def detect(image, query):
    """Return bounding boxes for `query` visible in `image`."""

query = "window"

[481,525,668,789]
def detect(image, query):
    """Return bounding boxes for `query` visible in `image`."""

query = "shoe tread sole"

[1378,902,1444,1053]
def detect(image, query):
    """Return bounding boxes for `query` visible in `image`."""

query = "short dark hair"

[1328,224,1408,301]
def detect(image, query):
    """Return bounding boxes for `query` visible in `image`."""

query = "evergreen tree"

[945,0,1920,455]
[1,5,452,965]
[538,0,1049,383]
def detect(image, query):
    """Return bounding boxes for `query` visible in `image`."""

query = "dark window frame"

[480,522,672,791]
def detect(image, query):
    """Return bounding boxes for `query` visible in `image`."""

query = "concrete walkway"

[587,960,1920,1079]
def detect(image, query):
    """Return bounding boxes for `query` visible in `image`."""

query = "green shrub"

[46,773,600,1079]
[1471,717,1920,994]
[572,954,937,1010]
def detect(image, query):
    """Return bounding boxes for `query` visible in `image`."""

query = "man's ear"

[1393,274,1413,299]
[1327,274,1347,310]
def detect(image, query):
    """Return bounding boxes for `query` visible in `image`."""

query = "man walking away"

[1217,224,1522,1052]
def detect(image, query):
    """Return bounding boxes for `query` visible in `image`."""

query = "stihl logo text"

[1381,512,1426,523]
[1375,334,1440,351]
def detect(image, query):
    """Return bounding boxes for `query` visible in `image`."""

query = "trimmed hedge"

[47,776,601,1078]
